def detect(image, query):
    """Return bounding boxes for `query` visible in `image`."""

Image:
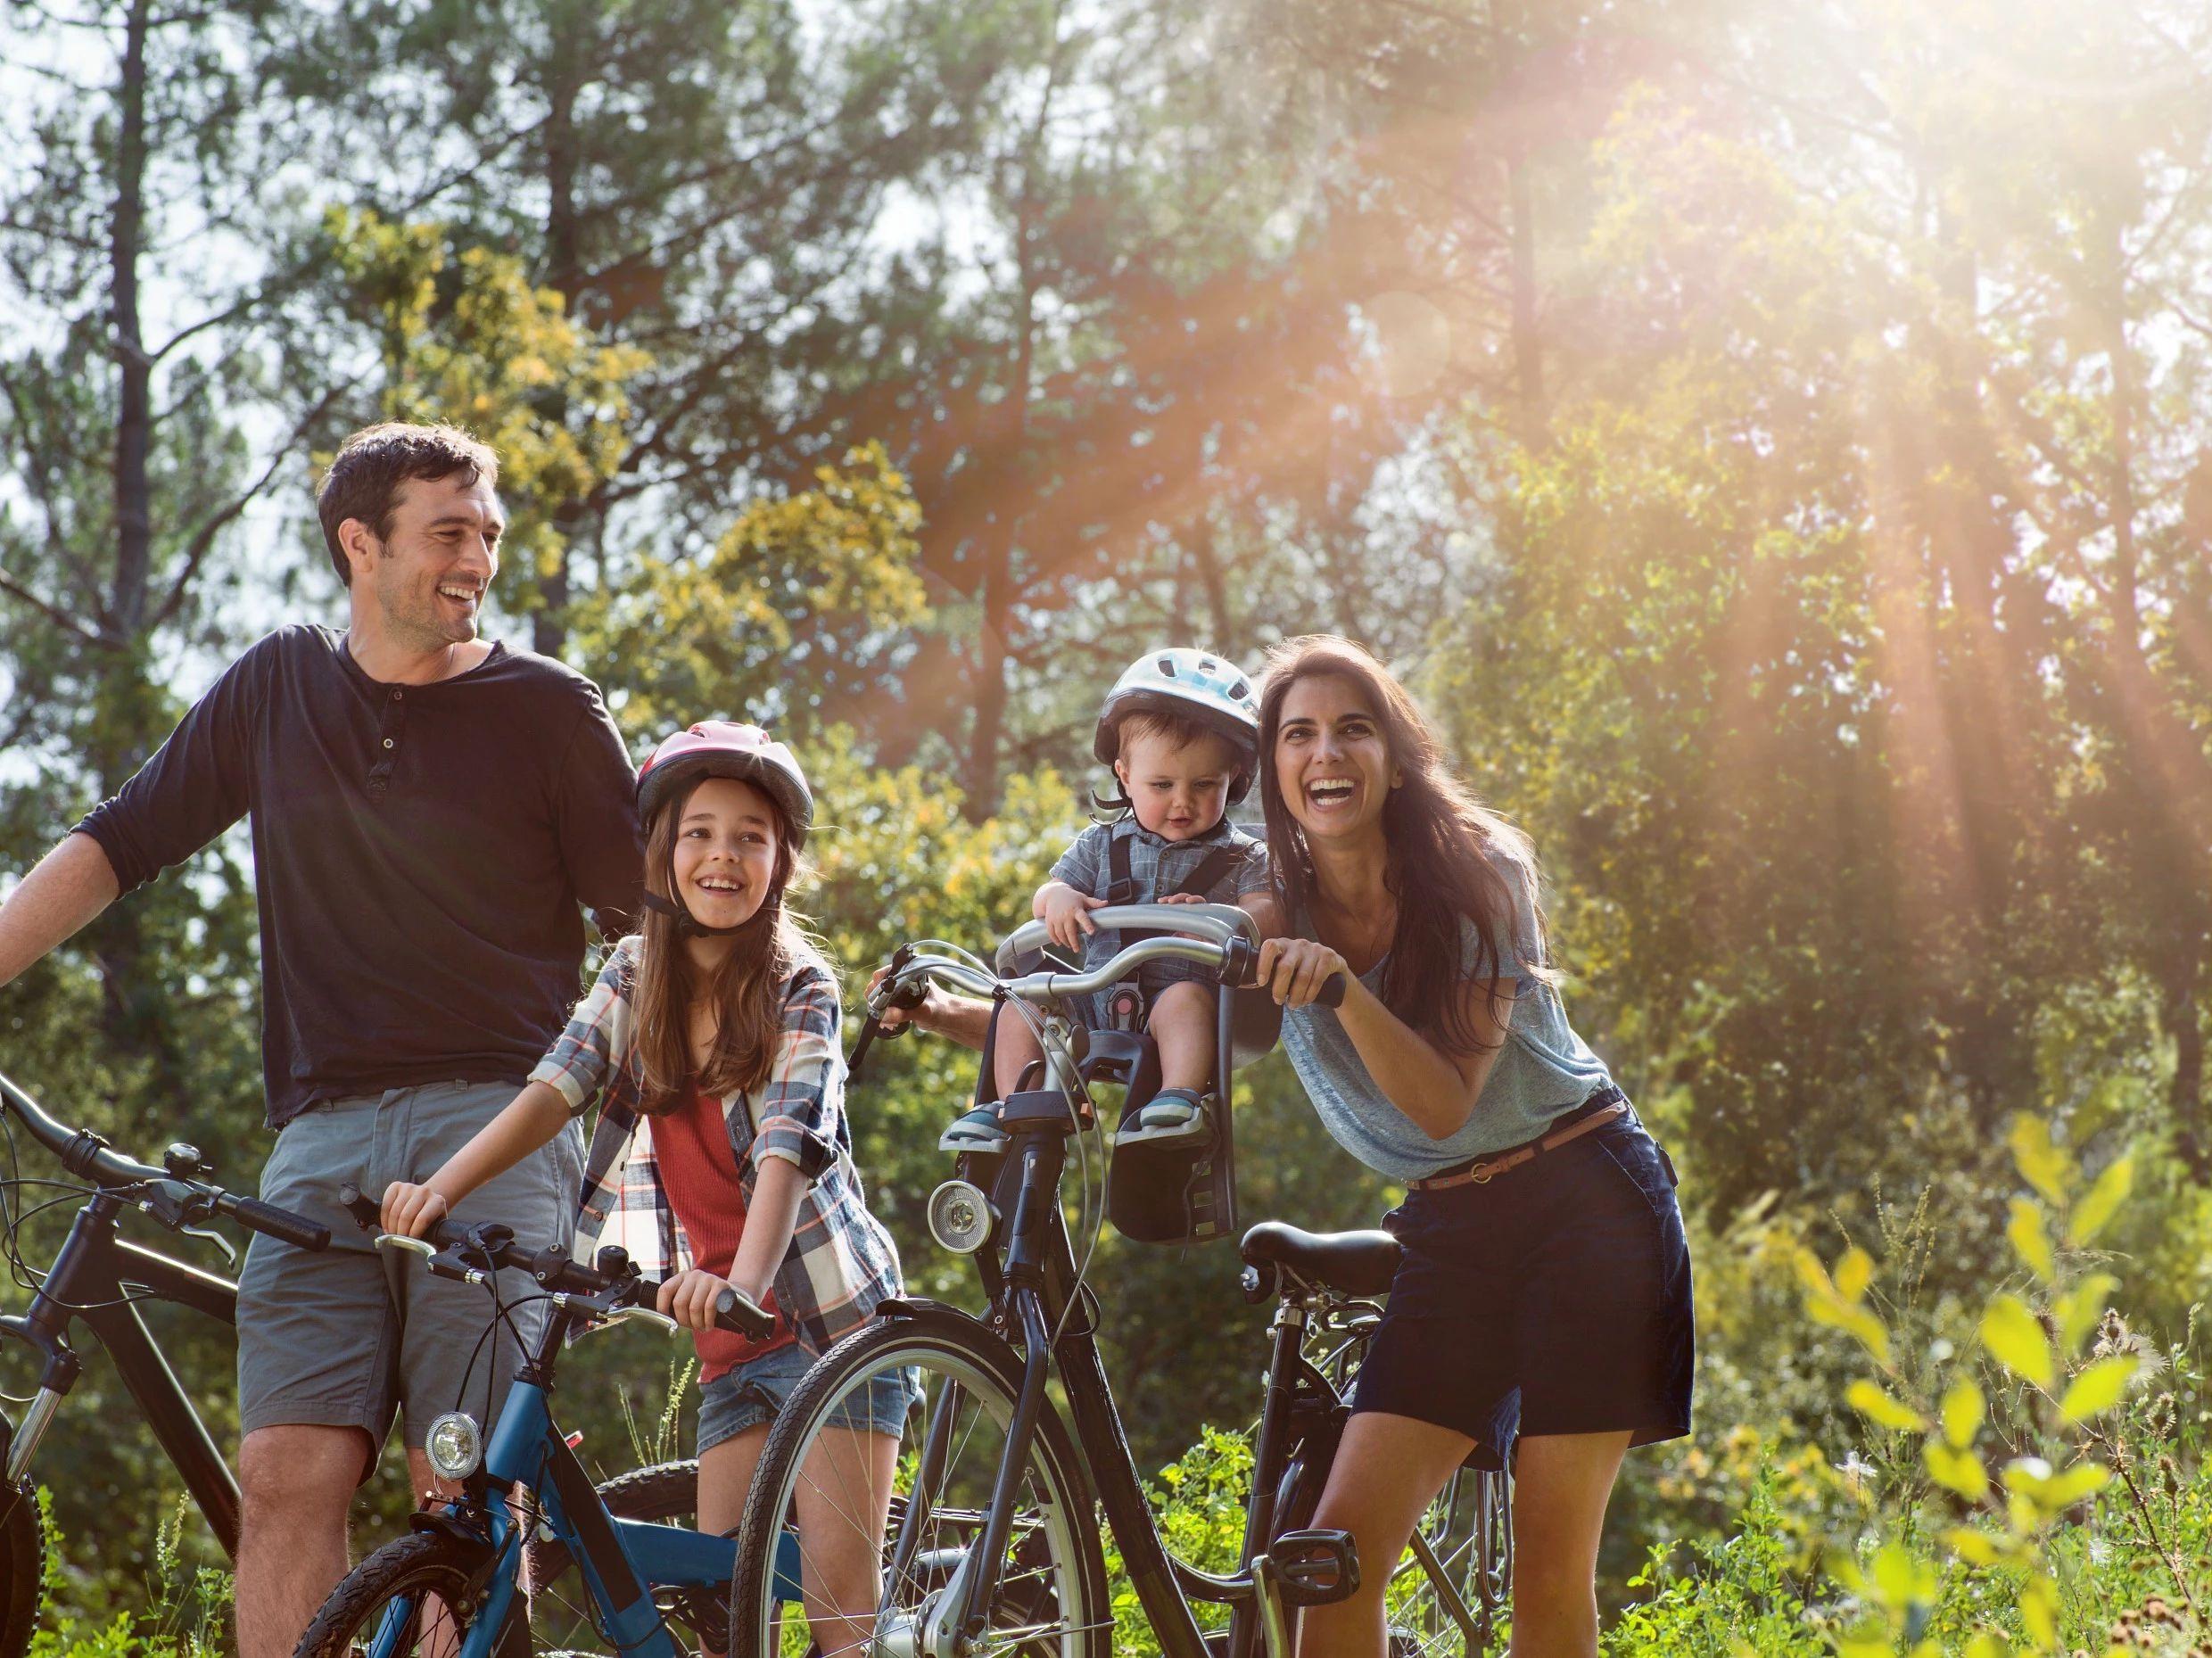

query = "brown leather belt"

[1407,1097,1630,1192]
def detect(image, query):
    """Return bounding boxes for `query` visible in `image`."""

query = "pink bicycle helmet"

[637,721,813,849]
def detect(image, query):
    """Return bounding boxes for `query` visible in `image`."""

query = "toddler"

[947,648,1279,1152]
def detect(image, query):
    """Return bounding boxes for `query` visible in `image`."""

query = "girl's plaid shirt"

[528,936,904,1356]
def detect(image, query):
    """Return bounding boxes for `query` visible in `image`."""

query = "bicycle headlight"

[425,1411,483,1480]
[927,1179,995,1255]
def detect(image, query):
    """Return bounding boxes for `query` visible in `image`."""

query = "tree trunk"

[90,0,179,1088]
[1505,142,1546,448]
[533,12,587,659]
[110,0,153,642]
[1186,523,1234,652]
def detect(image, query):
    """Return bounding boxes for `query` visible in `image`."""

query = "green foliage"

[1100,1426,1252,1654]
[573,442,932,739]
[323,205,650,615]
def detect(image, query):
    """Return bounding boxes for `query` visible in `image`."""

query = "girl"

[1248,637,1694,1658]
[381,721,909,1655]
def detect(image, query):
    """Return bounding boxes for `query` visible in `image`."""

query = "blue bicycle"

[291,1189,790,1658]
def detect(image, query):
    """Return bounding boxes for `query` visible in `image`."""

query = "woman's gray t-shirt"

[1278,853,1614,1181]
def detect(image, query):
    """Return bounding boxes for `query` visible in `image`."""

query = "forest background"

[2,0,2209,1651]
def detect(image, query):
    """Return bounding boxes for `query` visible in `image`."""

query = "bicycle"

[289,1185,790,1658]
[726,903,1513,1657]
[0,1068,334,1658]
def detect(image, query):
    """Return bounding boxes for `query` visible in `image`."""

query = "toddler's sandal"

[939,1104,1012,1154]
[1117,1087,1213,1150]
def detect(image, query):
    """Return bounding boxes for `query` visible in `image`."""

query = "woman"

[1249,635,1693,1658]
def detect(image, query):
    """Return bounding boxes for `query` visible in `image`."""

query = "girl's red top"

[648,1082,796,1381]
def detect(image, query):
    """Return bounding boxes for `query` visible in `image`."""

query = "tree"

[1426,0,2212,1202]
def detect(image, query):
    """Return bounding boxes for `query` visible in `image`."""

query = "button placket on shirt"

[366,686,408,799]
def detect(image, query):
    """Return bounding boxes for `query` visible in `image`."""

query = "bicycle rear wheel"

[729,1314,1110,1658]
[1384,1464,1512,1657]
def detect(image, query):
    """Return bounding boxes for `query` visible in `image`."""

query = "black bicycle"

[726,905,1512,1657]
[0,1068,334,1658]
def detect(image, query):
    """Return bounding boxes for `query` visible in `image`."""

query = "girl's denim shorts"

[1352,1109,1696,1470]
[697,1343,920,1454]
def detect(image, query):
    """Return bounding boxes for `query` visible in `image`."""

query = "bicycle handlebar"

[334,1184,773,1340]
[865,907,1343,1018]
[0,1068,332,1251]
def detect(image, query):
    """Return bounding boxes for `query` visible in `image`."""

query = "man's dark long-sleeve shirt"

[78,625,644,1128]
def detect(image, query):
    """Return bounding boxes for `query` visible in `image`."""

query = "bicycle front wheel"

[294,1530,527,1658]
[729,1314,1110,1658]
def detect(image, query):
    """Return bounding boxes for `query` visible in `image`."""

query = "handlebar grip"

[1316,972,1347,1010]
[714,1286,776,1340]
[225,1195,332,1252]
[336,1183,463,1250]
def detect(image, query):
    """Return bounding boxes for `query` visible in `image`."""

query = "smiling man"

[0,423,643,1657]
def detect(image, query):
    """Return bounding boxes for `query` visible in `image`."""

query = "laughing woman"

[1249,636,1694,1658]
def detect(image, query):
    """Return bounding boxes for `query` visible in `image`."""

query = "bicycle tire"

[0,1482,43,1658]
[293,1530,528,1658]
[729,1312,1110,1658]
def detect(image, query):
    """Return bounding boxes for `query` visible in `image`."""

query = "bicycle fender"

[408,1505,495,1550]
[847,1300,1039,1392]
[867,1294,974,1322]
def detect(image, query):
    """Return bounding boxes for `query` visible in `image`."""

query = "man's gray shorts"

[236,1080,583,1478]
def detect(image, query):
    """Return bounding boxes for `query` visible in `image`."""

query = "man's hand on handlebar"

[1255,937,1351,1009]
[865,963,928,1034]
[381,1180,452,1239]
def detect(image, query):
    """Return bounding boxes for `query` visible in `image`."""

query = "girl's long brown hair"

[1257,634,1548,1055]
[631,777,825,1113]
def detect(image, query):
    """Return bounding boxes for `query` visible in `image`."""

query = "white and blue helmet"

[1094,648,1261,803]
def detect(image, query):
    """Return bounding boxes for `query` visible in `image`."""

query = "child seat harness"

[1099,835,1247,1030]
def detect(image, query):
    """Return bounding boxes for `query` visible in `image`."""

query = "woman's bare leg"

[1505,1431,1631,1658]
[1298,1411,1474,1657]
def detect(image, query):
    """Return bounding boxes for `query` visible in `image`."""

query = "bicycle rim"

[730,1320,1110,1658]
[1384,1464,1513,1657]
[294,1530,520,1658]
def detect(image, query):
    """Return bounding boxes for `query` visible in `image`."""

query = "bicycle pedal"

[1267,1528,1360,1606]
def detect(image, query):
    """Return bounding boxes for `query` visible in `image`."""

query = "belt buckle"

[1469,1164,1494,1185]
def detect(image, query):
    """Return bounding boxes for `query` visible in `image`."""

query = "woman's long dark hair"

[1257,634,1548,1054]
[631,777,825,1113]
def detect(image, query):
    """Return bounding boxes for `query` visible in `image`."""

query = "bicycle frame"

[0,1186,243,1553]
[914,1107,1311,1658]
[402,1299,801,1658]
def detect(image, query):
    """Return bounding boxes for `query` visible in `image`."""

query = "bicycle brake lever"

[605,1306,681,1334]
[179,1223,238,1270]
[376,1233,438,1259]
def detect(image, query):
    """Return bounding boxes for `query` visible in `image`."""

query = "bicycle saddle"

[1239,1221,1401,1298]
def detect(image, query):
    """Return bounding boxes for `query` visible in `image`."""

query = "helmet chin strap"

[640,878,782,941]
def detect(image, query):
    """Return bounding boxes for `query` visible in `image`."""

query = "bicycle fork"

[921,1285,1057,1656]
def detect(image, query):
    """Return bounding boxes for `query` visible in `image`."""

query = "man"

[0,424,642,1656]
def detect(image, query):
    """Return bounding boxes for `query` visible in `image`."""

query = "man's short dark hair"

[316,423,500,586]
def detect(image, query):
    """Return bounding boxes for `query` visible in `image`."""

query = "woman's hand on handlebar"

[380,1180,451,1239]
[1255,937,1349,1009]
